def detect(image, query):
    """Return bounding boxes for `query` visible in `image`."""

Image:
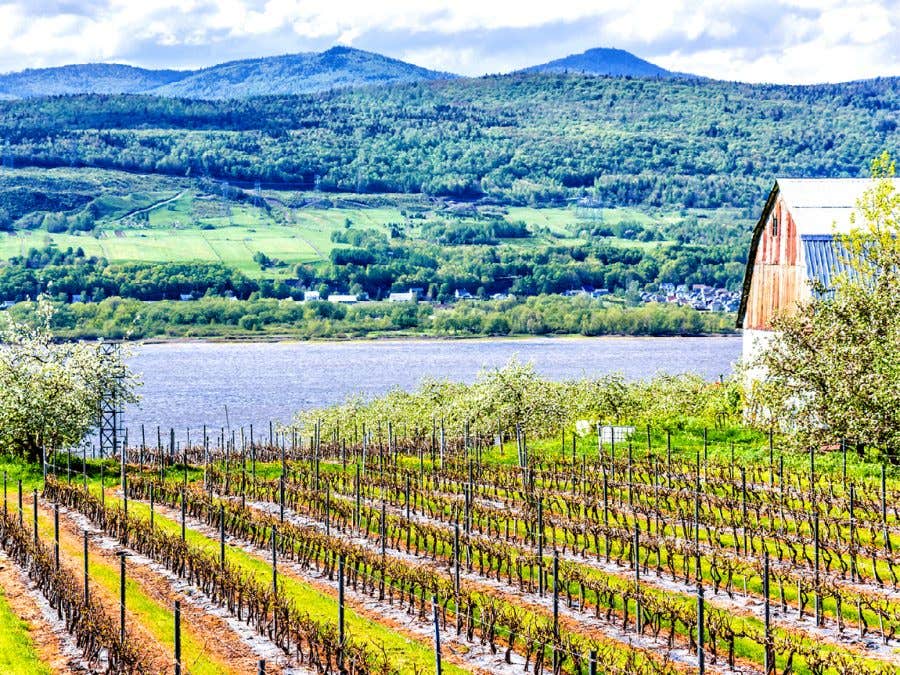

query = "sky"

[0,1,898,83]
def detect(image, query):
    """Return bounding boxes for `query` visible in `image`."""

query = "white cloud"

[0,0,896,82]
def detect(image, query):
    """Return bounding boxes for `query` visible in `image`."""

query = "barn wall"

[743,196,802,330]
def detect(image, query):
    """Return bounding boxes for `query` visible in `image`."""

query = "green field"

[0,183,705,277]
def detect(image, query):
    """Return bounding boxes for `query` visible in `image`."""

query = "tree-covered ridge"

[0,63,185,98]
[1,73,896,208]
[150,46,454,99]
[0,47,452,100]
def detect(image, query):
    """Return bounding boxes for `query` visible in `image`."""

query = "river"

[118,336,741,437]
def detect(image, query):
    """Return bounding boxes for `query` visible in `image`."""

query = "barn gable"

[737,178,898,331]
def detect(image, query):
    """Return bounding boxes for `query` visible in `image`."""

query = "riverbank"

[6,294,737,342]
[137,330,740,345]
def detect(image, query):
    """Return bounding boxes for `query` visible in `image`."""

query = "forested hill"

[0,63,185,97]
[0,47,451,100]
[1,72,897,209]
[523,47,686,79]
[149,47,453,99]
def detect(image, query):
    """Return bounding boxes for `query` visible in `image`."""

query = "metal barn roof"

[779,178,900,235]
[800,234,857,293]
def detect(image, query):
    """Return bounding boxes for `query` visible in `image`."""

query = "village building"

[737,177,900,368]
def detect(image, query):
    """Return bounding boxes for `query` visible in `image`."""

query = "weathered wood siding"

[743,196,803,330]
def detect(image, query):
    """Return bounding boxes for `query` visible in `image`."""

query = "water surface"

[122,336,741,435]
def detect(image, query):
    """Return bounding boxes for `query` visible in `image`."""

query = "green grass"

[0,586,50,675]
[0,183,700,280]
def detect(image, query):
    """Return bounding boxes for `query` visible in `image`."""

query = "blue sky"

[0,1,898,83]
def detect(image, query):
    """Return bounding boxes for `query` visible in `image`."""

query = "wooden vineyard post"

[627,443,633,508]
[453,522,461,599]
[325,484,331,536]
[84,531,90,604]
[54,502,60,570]
[119,552,126,644]
[432,594,442,675]
[355,465,361,530]
[272,527,278,594]
[882,465,891,552]
[634,524,641,634]
[697,584,705,674]
[842,438,847,484]
[537,499,544,596]
[666,428,672,487]
[552,549,559,638]
[277,474,285,524]
[174,600,182,675]
[405,473,411,520]
[33,489,38,544]
[220,504,226,568]
[380,497,387,557]
[150,483,154,530]
[439,418,445,469]
[814,510,821,626]
[741,467,748,555]
[338,554,345,672]
[763,551,774,674]
[849,483,858,582]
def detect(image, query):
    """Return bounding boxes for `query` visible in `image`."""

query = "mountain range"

[0,46,691,100]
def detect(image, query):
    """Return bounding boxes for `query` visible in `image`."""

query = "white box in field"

[599,425,634,444]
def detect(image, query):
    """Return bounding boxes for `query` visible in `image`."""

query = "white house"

[329,294,359,304]
[388,290,418,303]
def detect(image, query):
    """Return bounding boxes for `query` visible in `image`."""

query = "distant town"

[295,283,741,312]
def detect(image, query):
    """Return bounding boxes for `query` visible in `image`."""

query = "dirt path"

[0,549,84,674]
[114,190,187,223]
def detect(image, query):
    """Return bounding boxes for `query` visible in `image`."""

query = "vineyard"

[2,416,900,674]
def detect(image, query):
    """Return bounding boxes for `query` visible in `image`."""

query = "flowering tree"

[0,298,139,462]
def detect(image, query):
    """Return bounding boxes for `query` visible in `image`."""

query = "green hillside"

[1,73,895,210]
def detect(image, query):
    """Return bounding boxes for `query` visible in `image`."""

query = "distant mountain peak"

[524,47,693,80]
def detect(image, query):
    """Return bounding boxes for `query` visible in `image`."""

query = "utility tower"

[98,342,125,458]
